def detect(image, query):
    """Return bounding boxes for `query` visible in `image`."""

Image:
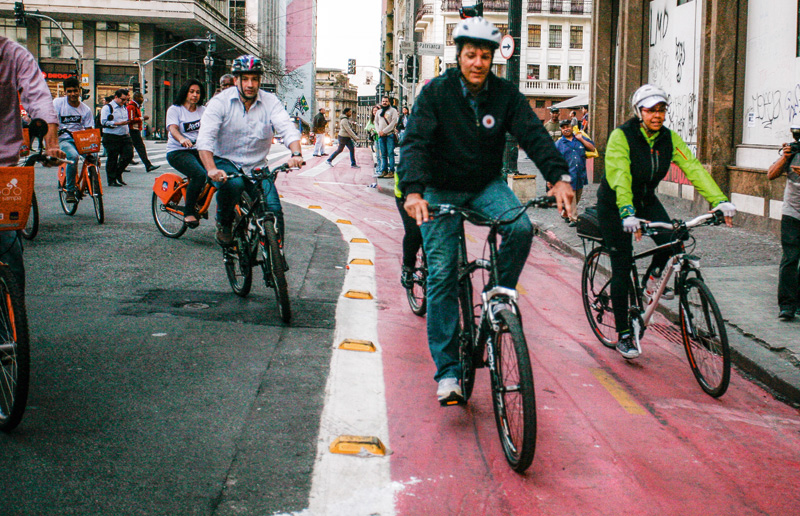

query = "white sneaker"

[436,378,464,405]
[325,161,333,167]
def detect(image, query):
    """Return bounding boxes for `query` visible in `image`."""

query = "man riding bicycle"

[54,77,95,203]
[399,17,573,404]
[598,84,736,359]
[196,55,304,246]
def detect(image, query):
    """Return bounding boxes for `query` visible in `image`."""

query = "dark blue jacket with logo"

[399,67,568,195]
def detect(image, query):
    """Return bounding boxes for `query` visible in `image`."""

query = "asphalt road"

[0,146,347,515]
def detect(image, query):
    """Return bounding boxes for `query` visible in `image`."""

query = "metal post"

[501,0,522,176]
[411,55,417,107]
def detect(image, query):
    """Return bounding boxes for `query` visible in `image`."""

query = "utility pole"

[501,0,522,176]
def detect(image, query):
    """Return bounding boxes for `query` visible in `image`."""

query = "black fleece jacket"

[398,67,568,196]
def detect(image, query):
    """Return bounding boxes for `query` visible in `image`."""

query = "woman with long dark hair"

[165,79,206,228]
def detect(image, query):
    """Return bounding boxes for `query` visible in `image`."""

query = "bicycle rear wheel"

[405,248,427,316]
[261,222,291,323]
[0,265,30,432]
[225,225,252,297]
[490,308,536,473]
[21,190,39,240]
[582,246,618,348]
[679,277,730,397]
[151,191,187,238]
[89,166,104,224]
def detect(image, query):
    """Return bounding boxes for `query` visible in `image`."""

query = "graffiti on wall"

[747,84,800,130]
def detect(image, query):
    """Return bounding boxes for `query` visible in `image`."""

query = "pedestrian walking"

[127,91,159,172]
[570,110,579,128]
[580,105,590,133]
[544,107,561,141]
[100,88,134,186]
[767,127,800,320]
[376,96,398,177]
[312,107,328,157]
[325,108,359,168]
[554,119,595,225]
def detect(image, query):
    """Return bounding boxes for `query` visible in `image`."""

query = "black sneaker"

[65,191,77,203]
[215,223,233,246]
[400,266,414,289]
[779,309,796,321]
[616,334,640,359]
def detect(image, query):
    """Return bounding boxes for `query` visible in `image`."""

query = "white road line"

[280,199,395,516]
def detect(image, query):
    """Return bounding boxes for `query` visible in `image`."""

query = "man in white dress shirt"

[196,55,304,246]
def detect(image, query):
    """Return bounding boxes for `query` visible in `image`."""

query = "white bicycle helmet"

[452,16,502,50]
[631,84,668,118]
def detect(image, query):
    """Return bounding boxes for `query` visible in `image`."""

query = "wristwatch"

[291,151,303,158]
[559,174,572,183]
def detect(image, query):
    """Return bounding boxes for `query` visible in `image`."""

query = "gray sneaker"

[616,334,640,359]
[436,378,464,406]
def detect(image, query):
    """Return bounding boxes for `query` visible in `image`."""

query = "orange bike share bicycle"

[151,173,216,239]
[56,128,104,224]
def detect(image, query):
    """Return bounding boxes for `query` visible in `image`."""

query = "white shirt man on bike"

[54,77,94,203]
[598,84,736,359]
[196,55,304,246]
[399,17,573,404]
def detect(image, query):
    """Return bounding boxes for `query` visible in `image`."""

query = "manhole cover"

[183,302,211,310]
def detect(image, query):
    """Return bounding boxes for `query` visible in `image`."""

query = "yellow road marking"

[516,284,527,295]
[591,368,647,415]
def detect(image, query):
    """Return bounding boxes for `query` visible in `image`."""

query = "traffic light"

[434,57,442,77]
[132,81,140,92]
[347,59,356,75]
[143,79,148,94]
[207,33,216,53]
[14,2,25,27]
[405,56,419,82]
[81,88,90,100]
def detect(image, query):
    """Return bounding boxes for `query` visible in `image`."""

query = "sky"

[316,0,381,92]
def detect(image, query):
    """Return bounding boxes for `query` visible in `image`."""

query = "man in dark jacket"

[312,107,328,157]
[399,16,573,404]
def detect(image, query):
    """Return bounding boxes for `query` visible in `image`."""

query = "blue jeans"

[0,231,24,294]
[378,135,396,172]
[166,149,208,218]
[421,178,533,381]
[212,158,284,239]
[60,139,80,193]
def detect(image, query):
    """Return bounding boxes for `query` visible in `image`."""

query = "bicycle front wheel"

[0,265,30,432]
[680,277,730,397]
[261,223,291,323]
[151,191,187,238]
[224,225,252,297]
[458,274,477,402]
[406,248,427,316]
[490,308,536,473]
[582,246,618,348]
[89,167,104,224]
[21,190,39,240]
[58,180,79,216]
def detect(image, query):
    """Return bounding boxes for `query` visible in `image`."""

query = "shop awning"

[552,93,589,109]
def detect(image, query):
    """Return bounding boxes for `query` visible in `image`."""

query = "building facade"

[315,68,359,140]
[381,0,592,117]
[0,0,317,138]
[591,0,793,231]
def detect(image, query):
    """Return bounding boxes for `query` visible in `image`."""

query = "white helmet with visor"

[631,84,669,119]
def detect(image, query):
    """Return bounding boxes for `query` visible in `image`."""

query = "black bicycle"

[580,210,731,397]
[223,164,293,323]
[429,195,555,473]
[405,248,427,316]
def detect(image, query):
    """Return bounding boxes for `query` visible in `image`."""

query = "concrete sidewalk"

[373,156,800,407]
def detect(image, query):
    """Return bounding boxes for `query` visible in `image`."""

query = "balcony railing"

[520,79,588,94]
[528,0,592,15]
[416,2,433,24]
[442,0,509,11]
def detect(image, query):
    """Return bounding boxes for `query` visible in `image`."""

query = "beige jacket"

[337,114,359,140]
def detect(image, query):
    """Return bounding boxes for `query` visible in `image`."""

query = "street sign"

[416,42,444,56]
[500,35,515,60]
[399,41,415,55]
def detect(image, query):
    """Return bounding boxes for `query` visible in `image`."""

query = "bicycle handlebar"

[224,162,301,181]
[429,195,556,227]
[641,210,725,234]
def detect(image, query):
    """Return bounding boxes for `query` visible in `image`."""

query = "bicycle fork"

[479,286,519,373]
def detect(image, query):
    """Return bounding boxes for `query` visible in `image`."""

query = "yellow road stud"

[338,339,376,352]
[329,435,387,456]
[344,290,373,300]
[308,205,322,209]
[336,219,352,224]
[349,258,374,266]
[350,237,370,243]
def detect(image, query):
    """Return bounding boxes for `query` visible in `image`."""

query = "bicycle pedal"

[438,394,466,406]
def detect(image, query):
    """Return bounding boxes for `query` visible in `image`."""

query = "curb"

[376,179,800,406]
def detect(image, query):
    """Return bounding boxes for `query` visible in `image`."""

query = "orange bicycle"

[56,128,104,224]
[151,173,216,238]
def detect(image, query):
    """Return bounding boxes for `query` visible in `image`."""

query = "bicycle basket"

[72,128,102,155]
[0,166,34,231]
[575,205,603,242]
